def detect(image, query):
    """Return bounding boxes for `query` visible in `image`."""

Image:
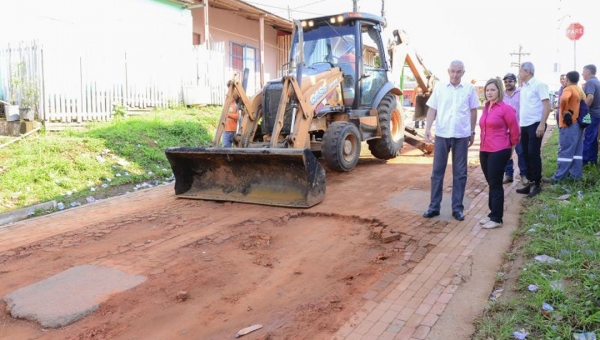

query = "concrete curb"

[0,181,175,230]
[0,201,57,229]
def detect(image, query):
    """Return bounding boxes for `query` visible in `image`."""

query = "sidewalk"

[330,176,523,339]
[329,127,540,340]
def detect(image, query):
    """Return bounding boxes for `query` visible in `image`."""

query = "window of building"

[231,42,258,95]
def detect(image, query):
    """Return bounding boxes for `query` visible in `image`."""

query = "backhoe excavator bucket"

[165,147,326,208]
[404,127,434,154]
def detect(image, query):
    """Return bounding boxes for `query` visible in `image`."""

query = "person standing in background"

[515,62,551,198]
[555,74,567,123]
[412,87,425,129]
[501,73,527,185]
[550,71,585,182]
[222,92,240,148]
[581,64,600,165]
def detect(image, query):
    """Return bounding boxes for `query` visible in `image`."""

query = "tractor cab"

[289,13,390,109]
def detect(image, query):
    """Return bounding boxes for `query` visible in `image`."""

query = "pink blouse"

[479,101,520,152]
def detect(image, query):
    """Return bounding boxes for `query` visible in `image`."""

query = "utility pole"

[287,5,292,20]
[353,0,358,12]
[556,12,571,74]
[381,0,385,19]
[509,45,530,80]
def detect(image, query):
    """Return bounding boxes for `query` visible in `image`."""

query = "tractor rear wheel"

[368,93,404,159]
[322,121,361,172]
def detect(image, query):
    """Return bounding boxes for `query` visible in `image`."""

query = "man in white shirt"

[422,60,479,221]
[515,62,551,198]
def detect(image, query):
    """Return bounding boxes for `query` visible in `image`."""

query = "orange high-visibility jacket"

[225,103,239,132]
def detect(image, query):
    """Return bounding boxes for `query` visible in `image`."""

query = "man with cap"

[502,73,527,184]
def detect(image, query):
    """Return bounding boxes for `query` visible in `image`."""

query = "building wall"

[192,6,281,87]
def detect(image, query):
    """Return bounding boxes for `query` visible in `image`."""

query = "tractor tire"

[322,121,361,172]
[367,93,404,160]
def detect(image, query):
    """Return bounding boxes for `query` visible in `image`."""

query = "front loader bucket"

[165,147,326,208]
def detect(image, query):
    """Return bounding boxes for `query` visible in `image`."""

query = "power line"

[244,1,333,18]
[246,0,329,11]
[244,1,289,12]
[209,26,287,52]
[293,0,329,10]
[291,9,330,16]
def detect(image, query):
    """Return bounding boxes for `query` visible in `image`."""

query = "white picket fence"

[0,41,43,113]
[182,43,227,106]
[0,41,227,122]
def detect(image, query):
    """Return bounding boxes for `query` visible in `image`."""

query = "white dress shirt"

[519,77,550,127]
[426,81,480,138]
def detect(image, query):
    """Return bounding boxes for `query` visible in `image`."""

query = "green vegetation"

[0,106,221,214]
[473,131,600,339]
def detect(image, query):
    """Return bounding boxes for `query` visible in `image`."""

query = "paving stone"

[381,231,401,243]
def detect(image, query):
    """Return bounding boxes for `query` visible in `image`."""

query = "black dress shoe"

[423,209,440,218]
[527,185,541,198]
[516,183,531,194]
[452,210,465,221]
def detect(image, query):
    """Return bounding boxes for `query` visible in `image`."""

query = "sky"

[0,0,190,49]
[248,0,600,89]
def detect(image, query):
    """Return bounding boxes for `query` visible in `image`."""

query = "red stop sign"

[566,23,584,41]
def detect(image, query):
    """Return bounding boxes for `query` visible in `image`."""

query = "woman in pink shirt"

[479,78,520,229]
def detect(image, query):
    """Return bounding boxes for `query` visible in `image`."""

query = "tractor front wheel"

[368,93,404,159]
[322,122,361,172]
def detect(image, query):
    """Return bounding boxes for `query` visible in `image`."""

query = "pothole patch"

[3,265,146,328]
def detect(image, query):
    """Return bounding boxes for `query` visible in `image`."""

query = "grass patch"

[0,106,221,214]
[472,130,600,339]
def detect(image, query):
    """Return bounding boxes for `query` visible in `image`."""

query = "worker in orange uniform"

[222,98,239,148]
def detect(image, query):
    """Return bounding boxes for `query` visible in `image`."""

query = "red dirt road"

[0,141,492,340]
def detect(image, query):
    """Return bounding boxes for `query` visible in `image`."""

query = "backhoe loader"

[165,12,435,208]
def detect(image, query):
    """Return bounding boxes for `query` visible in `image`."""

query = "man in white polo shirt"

[516,61,551,198]
[422,60,479,221]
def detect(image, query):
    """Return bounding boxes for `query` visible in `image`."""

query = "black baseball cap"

[503,73,517,81]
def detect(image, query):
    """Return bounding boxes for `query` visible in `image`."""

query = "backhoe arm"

[388,29,434,97]
[213,79,256,147]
